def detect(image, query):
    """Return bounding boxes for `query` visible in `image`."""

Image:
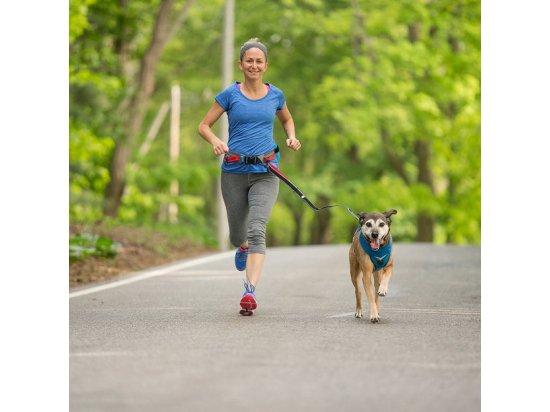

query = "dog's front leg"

[350,261,363,318]
[352,274,363,318]
[374,270,381,315]
[378,263,393,297]
[361,268,379,323]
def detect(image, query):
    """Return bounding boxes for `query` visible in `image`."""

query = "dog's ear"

[358,212,368,225]
[383,209,397,219]
[383,209,397,226]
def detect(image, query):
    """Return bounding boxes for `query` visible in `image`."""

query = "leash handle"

[266,163,360,221]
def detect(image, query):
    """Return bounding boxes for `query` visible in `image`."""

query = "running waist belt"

[224,147,279,165]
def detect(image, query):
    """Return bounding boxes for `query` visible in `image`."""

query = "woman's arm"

[198,101,229,156]
[276,103,301,151]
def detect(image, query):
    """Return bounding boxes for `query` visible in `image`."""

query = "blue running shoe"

[240,282,257,311]
[234,247,248,271]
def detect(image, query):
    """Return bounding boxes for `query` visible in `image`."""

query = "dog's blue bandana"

[356,228,392,271]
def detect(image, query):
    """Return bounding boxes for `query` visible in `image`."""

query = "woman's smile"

[240,48,268,78]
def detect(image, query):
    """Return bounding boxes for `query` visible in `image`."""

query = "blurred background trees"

[69,0,480,247]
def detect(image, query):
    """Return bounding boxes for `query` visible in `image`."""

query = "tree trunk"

[381,127,410,185]
[115,0,131,79]
[309,196,332,244]
[104,0,193,217]
[292,208,303,245]
[408,22,436,242]
[417,212,434,242]
[414,140,435,242]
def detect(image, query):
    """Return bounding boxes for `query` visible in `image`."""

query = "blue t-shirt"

[215,82,285,174]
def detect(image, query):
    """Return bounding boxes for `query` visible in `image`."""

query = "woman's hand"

[198,102,227,156]
[212,139,229,156]
[286,137,301,151]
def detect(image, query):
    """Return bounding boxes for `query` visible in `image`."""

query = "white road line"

[390,362,480,370]
[329,312,357,318]
[70,351,135,358]
[168,269,237,276]
[69,251,234,299]
[329,307,480,318]
[386,307,481,316]
[170,275,237,281]
[82,306,195,312]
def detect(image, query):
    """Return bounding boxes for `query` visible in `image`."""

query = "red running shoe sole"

[239,309,254,316]
[240,293,257,311]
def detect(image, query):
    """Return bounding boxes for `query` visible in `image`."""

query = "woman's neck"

[240,80,268,99]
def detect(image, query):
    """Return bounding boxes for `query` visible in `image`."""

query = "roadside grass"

[69,219,216,287]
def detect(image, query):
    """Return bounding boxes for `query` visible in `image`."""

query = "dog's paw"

[370,315,380,323]
[355,310,363,318]
[378,287,388,296]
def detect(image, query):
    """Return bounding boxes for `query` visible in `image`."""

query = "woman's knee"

[247,222,267,253]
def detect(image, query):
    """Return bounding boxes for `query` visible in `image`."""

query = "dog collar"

[357,229,392,271]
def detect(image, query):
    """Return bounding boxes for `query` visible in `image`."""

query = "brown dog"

[348,209,397,323]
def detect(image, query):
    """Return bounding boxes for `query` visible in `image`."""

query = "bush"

[70,233,121,263]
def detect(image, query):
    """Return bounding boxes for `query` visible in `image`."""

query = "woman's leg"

[245,172,279,288]
[221,172,249,249]
[245,254,265,290]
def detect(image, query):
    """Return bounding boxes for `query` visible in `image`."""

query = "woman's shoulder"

[266,83,286,101]
[220,82,239,94]
[216,82,240,101]
[266,83,284,94]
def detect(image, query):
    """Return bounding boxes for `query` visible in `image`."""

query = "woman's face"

[239,48,268,80]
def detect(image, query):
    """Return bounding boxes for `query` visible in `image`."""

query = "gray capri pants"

[221,171,280,254]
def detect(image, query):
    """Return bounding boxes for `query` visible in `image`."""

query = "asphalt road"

[70,243,480,412]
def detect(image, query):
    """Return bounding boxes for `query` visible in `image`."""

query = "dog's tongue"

[370,239,381,250]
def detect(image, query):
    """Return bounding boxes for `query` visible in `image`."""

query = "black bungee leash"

[266,162,360,222]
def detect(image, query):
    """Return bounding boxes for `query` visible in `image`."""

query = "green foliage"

[69,120,114,222]
[69,0,481,246]
[70,233,120,262]
[69,0,97,43]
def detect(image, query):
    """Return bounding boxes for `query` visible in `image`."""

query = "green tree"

[69,0,480,246]
[251,0,481,244]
